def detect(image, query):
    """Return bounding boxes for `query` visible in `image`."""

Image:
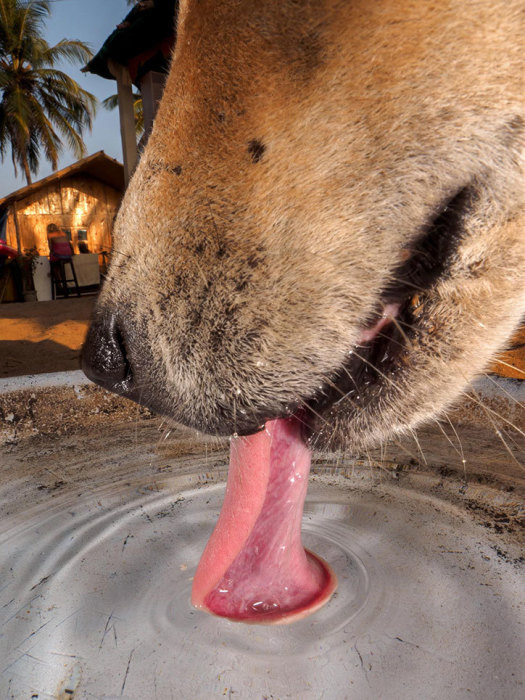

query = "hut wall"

[5,175,121,258]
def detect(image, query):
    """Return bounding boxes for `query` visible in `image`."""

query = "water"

[1,459,523,699]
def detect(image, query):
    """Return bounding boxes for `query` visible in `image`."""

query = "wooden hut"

[0,151,124,259]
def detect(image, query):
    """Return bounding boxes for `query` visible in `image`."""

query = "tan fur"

[95,0,525,449]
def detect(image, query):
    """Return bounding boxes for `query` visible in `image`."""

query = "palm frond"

[103,91,144,136]
[101,94,119,111]
[40,38,93,68]
[0,0,97,183]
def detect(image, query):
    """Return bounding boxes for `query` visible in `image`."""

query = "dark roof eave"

[83,0,177,82]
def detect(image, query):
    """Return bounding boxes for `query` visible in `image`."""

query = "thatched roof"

[83,0,178,86]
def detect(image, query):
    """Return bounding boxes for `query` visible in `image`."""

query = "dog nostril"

[82,311,132,393]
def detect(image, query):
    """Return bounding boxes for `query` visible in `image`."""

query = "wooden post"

[139,70,166,146]
[11,202,22,254]
[108,59,138,185]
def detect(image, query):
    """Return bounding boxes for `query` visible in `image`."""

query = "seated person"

[47,223,74,261]
[47,224,79,297]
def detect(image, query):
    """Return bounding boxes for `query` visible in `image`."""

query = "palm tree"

[102,92,144,136]
[0,0,97,185]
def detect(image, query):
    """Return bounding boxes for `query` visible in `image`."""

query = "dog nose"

[82,310,132,393]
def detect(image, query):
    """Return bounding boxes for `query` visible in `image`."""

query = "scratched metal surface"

[0,374,524,699]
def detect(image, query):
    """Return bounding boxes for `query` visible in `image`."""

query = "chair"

[51,258,81,299]
[48,236,81,299]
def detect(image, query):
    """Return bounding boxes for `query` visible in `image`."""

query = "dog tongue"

[191,416,337,623]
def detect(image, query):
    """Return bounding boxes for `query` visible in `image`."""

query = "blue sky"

[0,0,132,197]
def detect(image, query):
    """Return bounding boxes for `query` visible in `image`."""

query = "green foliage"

[22,244,38,270]
[0,0,97,185]
[102,92,144,136]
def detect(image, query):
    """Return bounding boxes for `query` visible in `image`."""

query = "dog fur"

[88,0,525,450]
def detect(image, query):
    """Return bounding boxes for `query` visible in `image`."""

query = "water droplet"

[250,599,279,613]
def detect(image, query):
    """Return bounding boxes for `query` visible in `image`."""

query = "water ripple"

[0,468,523,699]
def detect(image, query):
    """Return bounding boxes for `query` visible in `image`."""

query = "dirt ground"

[0,294,523,379]
[1,380,523,559]
[0,296,96,378]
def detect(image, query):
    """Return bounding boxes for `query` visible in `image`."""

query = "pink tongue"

[191,416,337,623]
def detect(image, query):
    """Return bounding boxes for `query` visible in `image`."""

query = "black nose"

[82,311,133,394]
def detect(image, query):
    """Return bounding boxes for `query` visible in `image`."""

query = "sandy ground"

[0,296,96,378]
[491,324,525,379]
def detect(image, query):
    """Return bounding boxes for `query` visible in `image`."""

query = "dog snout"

[82,310,133,394]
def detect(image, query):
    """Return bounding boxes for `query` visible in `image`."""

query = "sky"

[0,0,133,197]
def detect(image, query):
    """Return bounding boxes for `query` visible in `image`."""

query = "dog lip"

[356,303,401,344]
[303,306,402,421]
[383,184,473,301]
[302,186,474,431]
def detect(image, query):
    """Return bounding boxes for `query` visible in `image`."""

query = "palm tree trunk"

[22,155,32,185]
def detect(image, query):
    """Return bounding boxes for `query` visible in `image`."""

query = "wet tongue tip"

[191,415,337,623]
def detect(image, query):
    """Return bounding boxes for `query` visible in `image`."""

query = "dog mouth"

[303,184,473,432]
[83,184,472,442]
[82,184,474,624]
[189,185,475,624]
[180,184,474,440]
